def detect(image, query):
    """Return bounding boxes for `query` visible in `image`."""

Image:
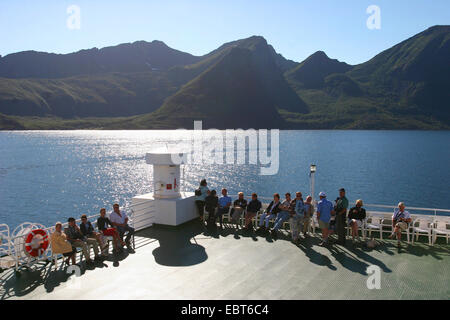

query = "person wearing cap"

[334,188,349,245]
[50,222,76,266]
[110,203,135,253]
[348,199,366,243]
[316,192,335,245]
[389,202,412,247]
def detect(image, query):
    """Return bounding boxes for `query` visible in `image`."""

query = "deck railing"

[364,204,450,218]
[3,195,448,251]
[229,194,450,218]
[1,200,156,272]
[2,192,449,274]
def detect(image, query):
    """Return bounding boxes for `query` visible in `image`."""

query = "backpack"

[195,188,202,196]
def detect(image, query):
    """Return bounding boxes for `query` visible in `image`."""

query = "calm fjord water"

[1,130,449,228]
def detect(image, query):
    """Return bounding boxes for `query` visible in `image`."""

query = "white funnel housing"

[132,152,195,227]
[145,153,182,199]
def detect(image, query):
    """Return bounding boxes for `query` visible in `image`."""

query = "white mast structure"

[131,152,196,227]
[310,164,316,204]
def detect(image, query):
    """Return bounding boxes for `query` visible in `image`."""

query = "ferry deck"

[1,212,449,300]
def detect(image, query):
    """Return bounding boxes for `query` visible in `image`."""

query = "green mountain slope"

[167,36,296,85]
[285,51,352,88]
[348,25,450,120]
[0,36,301,120]
[0,26,449,130]
[0,113,25,130]
[283,26,450,129]
[133,47,287,129]
[0,71,179,117]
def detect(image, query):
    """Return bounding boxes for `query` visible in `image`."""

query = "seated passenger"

[110,204,135,253]
[216,188,232,230]
[50,222,76,266]
[97,208,125,254]
[389,202,412,247]
[348,199,366,242]
[80,214,107,256]
[65,217,101,265]
[230,192,247,230]
[205,189,219,229]
[271,193,293,239]
[256,193,281,234]
[244,193,262,231]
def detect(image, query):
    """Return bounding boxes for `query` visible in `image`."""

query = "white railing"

[222,194,449,244]
[228,194,450,218]
[1,200,156,273]
[364,204,450,218]
[2,192,448,272]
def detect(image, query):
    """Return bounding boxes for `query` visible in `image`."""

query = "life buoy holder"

[24,229,49,257]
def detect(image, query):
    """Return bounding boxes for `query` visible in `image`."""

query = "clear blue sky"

[0,0,448,64]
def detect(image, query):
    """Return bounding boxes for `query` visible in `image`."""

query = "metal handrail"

[0,200,155,273]
[6,201,152,248]
[225,194,449,217]
[5,194,449,246]
[365,203,450,214]
[2,192,448,271]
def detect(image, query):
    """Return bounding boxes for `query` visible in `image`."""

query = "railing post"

[309,164,316,203]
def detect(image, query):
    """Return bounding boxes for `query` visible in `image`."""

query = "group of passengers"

[195,179,412,248]
[50,203,135,266]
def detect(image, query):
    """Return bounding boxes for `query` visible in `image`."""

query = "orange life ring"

[24,229,49,257]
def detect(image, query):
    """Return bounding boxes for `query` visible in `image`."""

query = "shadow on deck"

[1,219,449,300]
[0,246,135,300]
[137,220,208,267]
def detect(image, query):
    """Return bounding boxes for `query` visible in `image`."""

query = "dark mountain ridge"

[0,25,449,129]
[139,47,286,129]
[0,40,201,79]
[349,25,450,120]
[141,38,307,129]
[285,51,352,88]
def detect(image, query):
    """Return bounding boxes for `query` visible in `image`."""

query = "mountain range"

[0,25,449,130]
